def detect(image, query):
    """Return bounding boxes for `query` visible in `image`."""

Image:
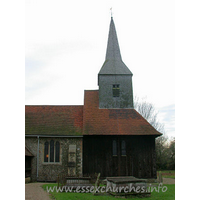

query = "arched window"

[44,141,49,162]
[113,140,117,156]
[44,140,61,163]
[121,140,126,156]
[55,141,60,162]
[50,140,54,162]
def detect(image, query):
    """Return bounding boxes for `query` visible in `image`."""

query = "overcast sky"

[25,0,175,138]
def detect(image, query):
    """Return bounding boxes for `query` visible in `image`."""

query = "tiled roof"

[25,92,162,136]
[25,105,83,136]
[83,90,162,136]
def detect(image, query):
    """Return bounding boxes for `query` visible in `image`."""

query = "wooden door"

[112,138,127,176]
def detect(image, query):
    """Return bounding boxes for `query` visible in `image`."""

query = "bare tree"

[134,96,174,170]
[166,137,175,169]
[134,96,164,133]
[155,135,168,169]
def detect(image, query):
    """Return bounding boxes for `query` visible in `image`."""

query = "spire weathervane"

[110,7,113,18]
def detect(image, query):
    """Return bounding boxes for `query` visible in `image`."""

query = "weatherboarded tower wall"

[99,75,133,108]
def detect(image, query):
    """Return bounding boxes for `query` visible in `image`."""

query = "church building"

[25,17,162,182]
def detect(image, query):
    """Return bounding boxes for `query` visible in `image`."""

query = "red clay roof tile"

[83,90,162,136]
[25,90,162,136]
[25,105,83,136]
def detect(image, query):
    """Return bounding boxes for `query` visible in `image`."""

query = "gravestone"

[68,145,76,176]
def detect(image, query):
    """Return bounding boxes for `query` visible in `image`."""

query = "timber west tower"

[98,17,133,109]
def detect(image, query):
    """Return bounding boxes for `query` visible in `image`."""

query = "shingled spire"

[98,17,132,76]
[105,17,122,61]
[98,17,134,109]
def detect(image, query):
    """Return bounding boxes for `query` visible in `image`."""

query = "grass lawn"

[42,183,175,200]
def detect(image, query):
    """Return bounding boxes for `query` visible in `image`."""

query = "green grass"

[146,184,175,200]
[42,183,175,200]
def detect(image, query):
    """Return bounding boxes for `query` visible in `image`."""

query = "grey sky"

[25,0,175,137]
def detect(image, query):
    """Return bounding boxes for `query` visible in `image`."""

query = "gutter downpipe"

[37,135,39,180]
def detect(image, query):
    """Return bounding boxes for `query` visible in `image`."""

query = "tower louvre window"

[113,84,120,97]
